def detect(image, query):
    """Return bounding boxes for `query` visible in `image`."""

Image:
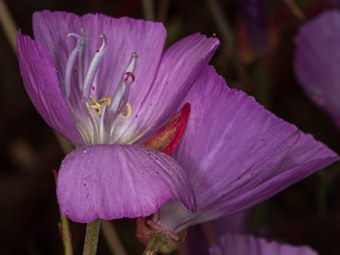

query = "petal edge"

[17,31,82,145]
[57,144,196,223]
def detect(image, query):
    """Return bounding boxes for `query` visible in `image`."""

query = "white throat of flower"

[62,27,137,146]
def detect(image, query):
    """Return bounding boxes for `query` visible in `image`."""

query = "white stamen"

[63,27,140,145]
[109,79,130,113]
[99,104,107,144]
[83,34,107,99]
[109,53,137,113]
[81,27,89,85]
[64,36,80,97]
[125,52,137,73]
[77,28,86,90]
[87,109,99,144]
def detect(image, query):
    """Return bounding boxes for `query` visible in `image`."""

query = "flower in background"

[294,10,340,129]
[209,234,318,255]
[17,10,220,222]
[136,66,338,253]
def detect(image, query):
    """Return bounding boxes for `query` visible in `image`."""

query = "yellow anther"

[98,96,112,107]
[86,96,112,115]
[119,102,132,119]
[89,95,96,104]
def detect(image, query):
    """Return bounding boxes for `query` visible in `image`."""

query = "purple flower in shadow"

[136,66,338,253]
[17,11,220,222]
[294,10,340,129]
[209,234,318,255]
[185,211,251,255]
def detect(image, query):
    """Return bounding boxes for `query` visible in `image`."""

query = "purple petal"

[33,10,166,102]
[17,31,82,145]
[209,234,318,255]
[185,211,250,255]
[160,66,338,230]
[112,33,220,144]
[57,144,196,223]
[294,10,340,129]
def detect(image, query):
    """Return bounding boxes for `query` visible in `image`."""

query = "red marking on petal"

[142,103,190,155]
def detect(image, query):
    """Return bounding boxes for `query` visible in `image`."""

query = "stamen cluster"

[63,27,137,145]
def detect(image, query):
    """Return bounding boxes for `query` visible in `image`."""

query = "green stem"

[83,219,101,255]
[52,170,73,255]
[61,214,73,255]
[142,234,167,255]
[101,220,128,255]
[143,250,156,255]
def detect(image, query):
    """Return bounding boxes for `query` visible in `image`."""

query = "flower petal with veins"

[57,144,196,223]
[17,31,83,145]
[152,66,338,233]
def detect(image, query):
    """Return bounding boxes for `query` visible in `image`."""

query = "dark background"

[0,0,340,254]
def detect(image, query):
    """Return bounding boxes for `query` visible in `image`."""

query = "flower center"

[63,27,137,145]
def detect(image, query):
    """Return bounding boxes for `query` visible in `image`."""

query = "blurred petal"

[186,225,210,255]
[158,66,338,232]
[17,31,82,145]
[294,10,340,128]
[33,10,166,100]
[185,211,250,255]
[209,234,319,255]
[111,33,220,144]
[57,144,196,223]
[212,210,250,236]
